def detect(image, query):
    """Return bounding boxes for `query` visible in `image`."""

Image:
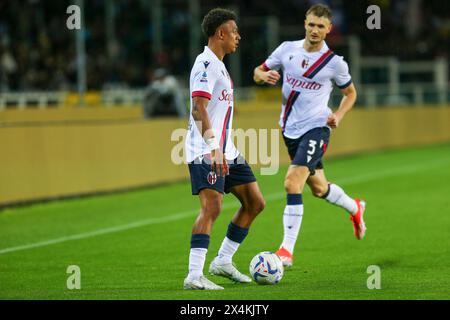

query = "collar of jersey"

[300,39,329,54]
[203,46,223,64]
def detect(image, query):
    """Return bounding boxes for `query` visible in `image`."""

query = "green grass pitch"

[1,143,449,299]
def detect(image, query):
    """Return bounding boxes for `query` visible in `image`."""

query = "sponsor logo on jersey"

[286,73,322,90]
[203,61,210,69]
[207,171,217,185]
[218,89,234,102]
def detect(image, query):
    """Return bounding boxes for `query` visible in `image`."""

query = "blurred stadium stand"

[0,0,449,206]
[0,0,449,109]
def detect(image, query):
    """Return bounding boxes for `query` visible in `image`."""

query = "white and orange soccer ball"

[249,251,284,285]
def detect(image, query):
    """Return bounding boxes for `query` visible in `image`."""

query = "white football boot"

[209,257,252,283]
[183,275,224,290]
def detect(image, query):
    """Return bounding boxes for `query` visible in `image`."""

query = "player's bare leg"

[184,189,224,290]
[306,169,329,197]
[276,165,310,267]
[192,188,223,234]
[285,165,310,194]
[307,169,366,239]
[229,182,265,228]
[210,182,265,283]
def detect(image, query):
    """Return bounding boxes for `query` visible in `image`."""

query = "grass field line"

[0,157,448,255]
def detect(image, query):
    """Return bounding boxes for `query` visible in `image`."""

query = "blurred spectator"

[143,68,187,118]
[0,0,447,91]
[0,46,18,91]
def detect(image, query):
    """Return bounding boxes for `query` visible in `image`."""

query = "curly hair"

[201,8,237,38]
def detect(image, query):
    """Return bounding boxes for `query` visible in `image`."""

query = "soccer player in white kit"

[253,4,366,267]
[183,8,266,290]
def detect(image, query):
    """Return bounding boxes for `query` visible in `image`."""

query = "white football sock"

[216,237,240,264]
[281,204,304,254]
[325,183,358,215]
[188,248,207,279]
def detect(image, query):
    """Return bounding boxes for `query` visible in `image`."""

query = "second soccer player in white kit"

[254,4,367,268]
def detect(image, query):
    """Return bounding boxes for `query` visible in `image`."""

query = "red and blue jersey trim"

[192,91,212,100]
[282,91,300,131]
[220,106,232,152]
[303,49,335,79]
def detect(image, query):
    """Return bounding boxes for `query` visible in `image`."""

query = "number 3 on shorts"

[307,140,317,155]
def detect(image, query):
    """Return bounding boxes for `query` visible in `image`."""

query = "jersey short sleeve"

[262,41,287,71]
[333,57,352,89]
[191,61,217,100]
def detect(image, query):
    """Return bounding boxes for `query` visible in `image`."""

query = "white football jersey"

[185,46,240,162]
[263,39,352,139]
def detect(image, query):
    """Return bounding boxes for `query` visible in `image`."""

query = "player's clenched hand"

[263,70,281,85]
[327,113,341,128]
[211,149,229,177]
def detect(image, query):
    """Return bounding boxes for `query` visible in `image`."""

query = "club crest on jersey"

[207,171,217,185]
[203,61,210,69]
[302,59,309,69]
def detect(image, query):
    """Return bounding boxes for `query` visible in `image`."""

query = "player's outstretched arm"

[327,83,357,128]
[191,96,229,176]
[253,65,280,85]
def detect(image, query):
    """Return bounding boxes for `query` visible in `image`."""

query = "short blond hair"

[306,4,332,21]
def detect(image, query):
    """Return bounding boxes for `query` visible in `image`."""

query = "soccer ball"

[249,251,284,285]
